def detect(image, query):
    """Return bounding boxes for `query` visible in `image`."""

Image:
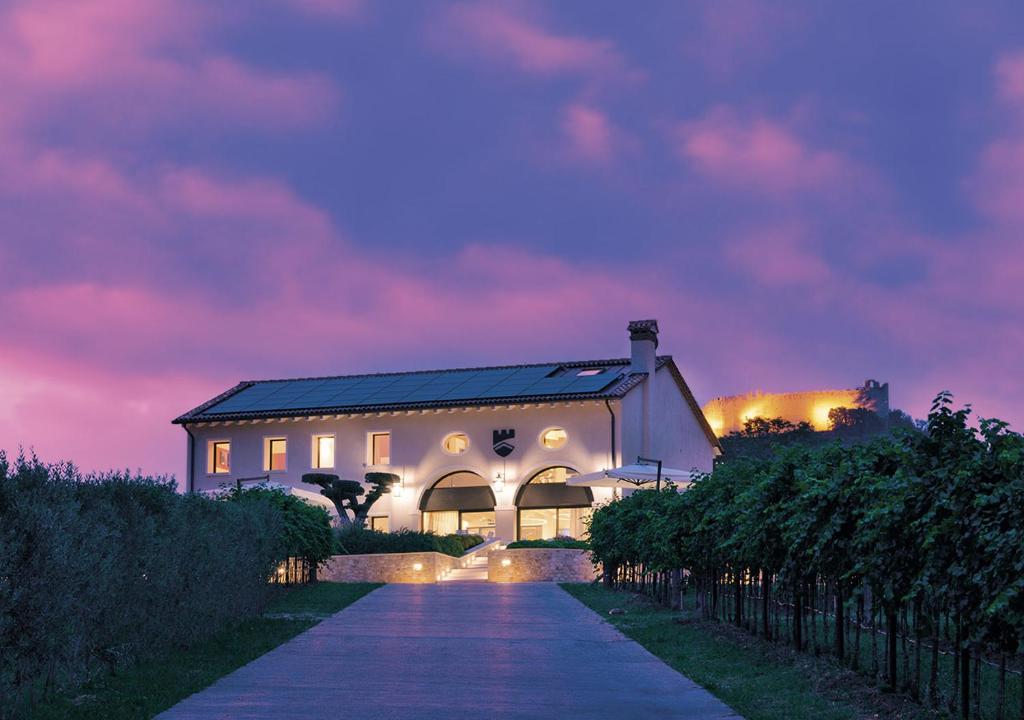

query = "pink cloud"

[0,351,222,486]
[995,51,1024,108]
[560,102,615,164]
[429,2,638,85]
[726,224,832,288]
[281,0,365,20]
[966,50,1024,224]
[0,0,338,134]
[967,137,1024,223]
[685,0,805,76]
[675,106,852,194]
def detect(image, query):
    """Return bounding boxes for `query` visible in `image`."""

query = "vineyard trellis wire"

[588,393,1024,720]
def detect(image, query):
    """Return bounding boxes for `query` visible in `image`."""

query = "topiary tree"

[301,471,399,528]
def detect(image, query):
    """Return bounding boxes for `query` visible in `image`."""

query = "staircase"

[442,553,489,582]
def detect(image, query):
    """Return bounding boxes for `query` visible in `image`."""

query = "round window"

[540,427,568,449]
[442,432,470,454]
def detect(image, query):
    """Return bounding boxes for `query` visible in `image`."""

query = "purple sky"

[2,0,1023,482]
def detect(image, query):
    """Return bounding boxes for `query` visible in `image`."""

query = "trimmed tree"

[302,471,399,528]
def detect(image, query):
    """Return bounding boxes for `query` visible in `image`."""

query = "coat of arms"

[492,429,515,457]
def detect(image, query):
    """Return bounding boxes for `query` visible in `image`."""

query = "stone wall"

[702,379,890,435]
[487,548,597,583]
[321,551,458,583]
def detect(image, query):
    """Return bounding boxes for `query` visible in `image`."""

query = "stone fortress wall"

[702,380,889,436]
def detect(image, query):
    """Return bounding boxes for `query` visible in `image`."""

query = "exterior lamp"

[392,466,406,498]
[493,472,505,492]
[501,558,512,567]
[412,562,423,572]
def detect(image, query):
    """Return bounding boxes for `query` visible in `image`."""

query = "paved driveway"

[159,583,740,719]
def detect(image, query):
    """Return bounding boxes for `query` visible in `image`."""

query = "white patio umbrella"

[567,463,697,491]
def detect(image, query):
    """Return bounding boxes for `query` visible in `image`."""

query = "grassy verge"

[34,582,380,720]
[562,583,937,720]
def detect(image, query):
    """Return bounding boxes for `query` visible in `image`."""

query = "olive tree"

[301,471,398,528]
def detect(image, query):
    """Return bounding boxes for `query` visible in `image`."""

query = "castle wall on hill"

[702,380,889,436]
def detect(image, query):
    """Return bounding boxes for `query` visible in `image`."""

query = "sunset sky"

[2,0,1022,482]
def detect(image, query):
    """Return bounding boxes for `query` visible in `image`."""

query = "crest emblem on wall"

[492,429,515,457]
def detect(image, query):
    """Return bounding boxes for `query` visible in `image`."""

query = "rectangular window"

[422,510,458,535]
[210,441,231,474]
[370,432,390,465]
[369,516,390,532]
[313,434,335,469]
[264,438,287,472]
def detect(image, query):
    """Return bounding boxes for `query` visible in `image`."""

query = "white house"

[173,320,721,541]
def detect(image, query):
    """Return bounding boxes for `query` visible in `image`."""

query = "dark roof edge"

[174,382,254,424]
[173,375,646,425]
[656,356,723,452]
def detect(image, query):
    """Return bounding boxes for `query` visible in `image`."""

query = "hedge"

[506,538,589,549]
[220,485,334,569]
[334,528,484,557]
[588,393,1024,719]
[0,453,293,718]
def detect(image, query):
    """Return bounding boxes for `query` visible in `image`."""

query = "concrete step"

[443,566,488,582]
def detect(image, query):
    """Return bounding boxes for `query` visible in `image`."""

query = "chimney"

[627,319,659,457]
[628,319,658,376]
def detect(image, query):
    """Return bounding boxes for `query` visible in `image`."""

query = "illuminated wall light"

[501,558,512,567]
[812,404,834,431]
[412,562,423,571]
[740,406,764,423]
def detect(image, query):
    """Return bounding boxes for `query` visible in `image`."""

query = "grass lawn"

[33,582,380,720]
[562,583,936,720]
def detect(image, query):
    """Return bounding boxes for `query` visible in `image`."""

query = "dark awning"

[420,486,496,512]
[516,483,593,509]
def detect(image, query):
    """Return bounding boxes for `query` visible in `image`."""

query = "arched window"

[420,471,495,538]
[515,466,593,541]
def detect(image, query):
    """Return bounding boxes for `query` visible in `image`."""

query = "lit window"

[371,432,390,465]
[265,438,287,472]
[576,368,603,376]
[313,434,335,469]
[442,432,470,454]
[540,427,568,449]
[210,441,230,474]
[370,516,390,532]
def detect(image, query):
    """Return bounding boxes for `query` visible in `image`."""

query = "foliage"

[742,416,814,436]
[30,583,379,720]
[0,453,288,718]
[301,471,398,528]
[506,538,590,549]
[452,533,486,552]
[828,406,884,434]
[220,485,334,568]
[720,409,921,460]
[588,393,1024,719]
[334,527,480,557]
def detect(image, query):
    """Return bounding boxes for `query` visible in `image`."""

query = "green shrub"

[455,533,485,551]
[0,452,287,716]
[586,393,1024,717]
[220,485,333,568]
[506,538,589,550]
[334,528,481,557]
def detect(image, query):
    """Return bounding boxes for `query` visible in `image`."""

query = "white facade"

[179,321,720,541]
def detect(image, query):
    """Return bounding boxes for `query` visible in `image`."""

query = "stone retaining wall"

[487,548,597,583]
[321,551,458,583]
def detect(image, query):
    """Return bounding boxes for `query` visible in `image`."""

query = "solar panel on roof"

[197,361,630,416]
